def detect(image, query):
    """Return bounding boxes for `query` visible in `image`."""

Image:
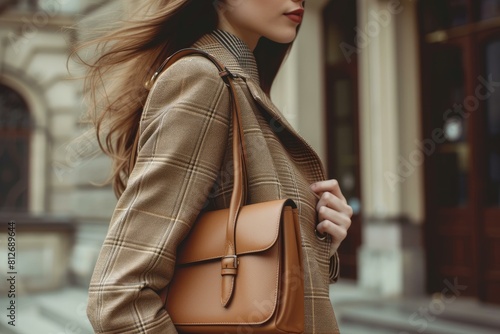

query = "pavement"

[0,287,93,334]
[0,281,498,334]
[330,279,500,334]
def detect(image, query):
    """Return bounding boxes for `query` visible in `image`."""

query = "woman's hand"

[310,179,353,257]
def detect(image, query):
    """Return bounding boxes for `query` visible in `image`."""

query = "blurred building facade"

[0,0,499,332]
[300,0,500,305]
[0,1,118,332]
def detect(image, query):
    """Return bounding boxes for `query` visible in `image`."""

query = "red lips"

[284,8,304,24]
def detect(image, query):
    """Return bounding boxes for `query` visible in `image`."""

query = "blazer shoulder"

[140,53,232,143]
[155,54,223,85]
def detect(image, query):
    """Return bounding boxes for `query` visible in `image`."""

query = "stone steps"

[331,282,500,334]
[338,303,499,334]
[0,306,67,334]
[0,287,93,334]
[398,298,500,333]
[32,288,92,333]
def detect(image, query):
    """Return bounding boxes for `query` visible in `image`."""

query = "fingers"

[316,219,348,256]
[316,219,348,244]
[316,205,352,233]
[315,197,352,249]
[311,179,353,254]
[310,179,346,203]
[316,207,351,255]
[315,191,353,218]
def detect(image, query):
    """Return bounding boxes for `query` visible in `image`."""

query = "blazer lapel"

[245,79,297,136]
[193,33,327,180]
[245,79,326,179]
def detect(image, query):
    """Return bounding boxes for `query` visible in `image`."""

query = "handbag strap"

[142,48,248,307]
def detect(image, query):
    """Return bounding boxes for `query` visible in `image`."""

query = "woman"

[84,0,353,333]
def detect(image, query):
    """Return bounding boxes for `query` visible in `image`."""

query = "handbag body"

[149,49,304,333]
[167,199,304,333]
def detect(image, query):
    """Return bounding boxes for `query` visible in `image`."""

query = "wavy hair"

[75,0,297,197]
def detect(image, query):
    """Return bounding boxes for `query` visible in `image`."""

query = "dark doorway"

[323,0,362,279]
[419,0,500,304]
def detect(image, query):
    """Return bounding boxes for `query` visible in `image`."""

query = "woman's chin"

[264,31,298,44]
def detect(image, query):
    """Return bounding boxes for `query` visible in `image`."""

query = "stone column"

[272,0,329,163]
[357,0,425,296]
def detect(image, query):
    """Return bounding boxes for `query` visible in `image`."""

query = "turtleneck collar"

[211,29,260,84]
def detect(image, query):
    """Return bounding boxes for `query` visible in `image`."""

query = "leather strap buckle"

[221,255,239,277]
[222,255,238,269]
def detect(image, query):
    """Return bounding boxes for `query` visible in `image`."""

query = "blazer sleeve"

[86,57,231,334]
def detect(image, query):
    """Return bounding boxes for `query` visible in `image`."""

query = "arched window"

[0,83,32,212]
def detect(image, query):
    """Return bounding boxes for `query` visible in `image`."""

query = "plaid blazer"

[87,30,340,334]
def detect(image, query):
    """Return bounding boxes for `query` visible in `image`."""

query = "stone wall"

[0,0,119,288]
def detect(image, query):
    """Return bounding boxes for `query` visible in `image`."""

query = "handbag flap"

[176,199,293,265]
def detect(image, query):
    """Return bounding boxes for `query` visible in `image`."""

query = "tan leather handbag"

[147,49,305,333]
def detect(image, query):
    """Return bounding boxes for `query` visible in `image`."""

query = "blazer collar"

[192,31,326,179]
[193,30,259,83]
[192,30,298,141]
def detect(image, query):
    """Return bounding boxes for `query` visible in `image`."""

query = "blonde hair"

[75,0,296,197]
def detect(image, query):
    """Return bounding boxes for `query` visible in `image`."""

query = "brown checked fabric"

[86,30,340,334]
